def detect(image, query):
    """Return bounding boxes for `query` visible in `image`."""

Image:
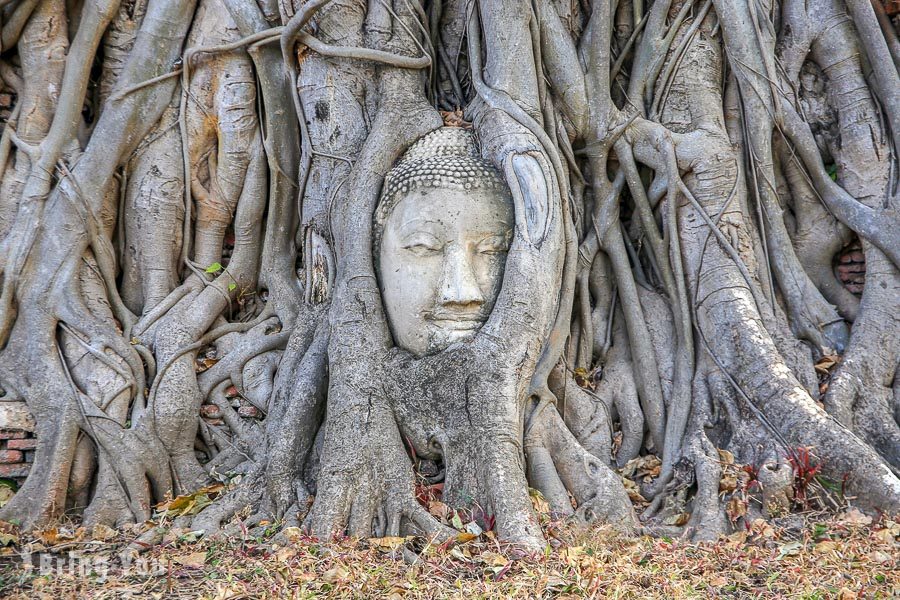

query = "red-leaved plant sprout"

[787,446,822,508]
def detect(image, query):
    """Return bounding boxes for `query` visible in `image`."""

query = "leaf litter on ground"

[0,508,895,599]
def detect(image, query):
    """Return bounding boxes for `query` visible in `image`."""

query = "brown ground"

[0,506,896,599]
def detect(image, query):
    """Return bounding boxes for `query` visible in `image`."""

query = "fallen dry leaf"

[281,526,304,543]
[839,508,873,526]
[717,449,735,465]
[173,552,207,568]
[91,523,116,541]
[0,531,18,546]
[727,496,747,521]
[663,513,690,526]
[274,546,297,563]
[322,565,350,584]
[369,536,409,550]
[814,355,840,375]
[155,484,225,516]
[428,500,449,520]
[529,488,550,517]
[477,551,509,567]
[0,486,14,509]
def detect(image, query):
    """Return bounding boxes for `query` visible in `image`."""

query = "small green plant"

[812,522,829,540]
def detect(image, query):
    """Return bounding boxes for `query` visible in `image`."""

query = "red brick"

[200,404,222,419]
[0,431,26,440]
[238,406,261,419]
[0,463,30,478]
[7,438,36,450]
[838,249,864,262]
[0,450,23,463]
[836,263,865,274]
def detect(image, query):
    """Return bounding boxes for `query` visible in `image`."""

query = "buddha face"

[378,186,514,356]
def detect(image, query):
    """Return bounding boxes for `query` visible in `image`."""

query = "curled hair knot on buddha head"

[373,127,510,253]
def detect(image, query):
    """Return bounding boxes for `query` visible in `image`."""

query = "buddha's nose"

[439,245,485,307]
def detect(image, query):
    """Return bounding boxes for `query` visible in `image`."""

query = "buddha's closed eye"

[476,233,511,255]
[401,233,443,256]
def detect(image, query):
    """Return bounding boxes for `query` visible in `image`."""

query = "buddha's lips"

[427,314,486,330]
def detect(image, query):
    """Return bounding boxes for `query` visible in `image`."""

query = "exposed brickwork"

[200,384,265,426]
[0,449,23,463]
[7,438,36,450]
[835,239,865,295]
[200,404,223,419]
[237,405,261,419]
[0,401,36,487]
[0,463,31,478]
[0,435,33,485]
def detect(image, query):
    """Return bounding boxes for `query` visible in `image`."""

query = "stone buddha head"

[374,127,514,357]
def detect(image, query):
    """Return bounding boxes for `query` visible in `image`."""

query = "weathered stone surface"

[0,403,35,432]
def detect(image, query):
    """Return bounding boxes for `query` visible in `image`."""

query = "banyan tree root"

[0,0,897,550]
